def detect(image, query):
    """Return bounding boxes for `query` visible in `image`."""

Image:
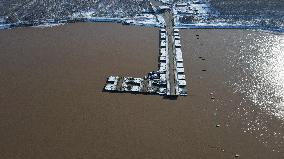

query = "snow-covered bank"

[1,0,283,33]
[0,15,163,30]
[123,14,163,27]
[172,0,284,33]
[175,22,284,33]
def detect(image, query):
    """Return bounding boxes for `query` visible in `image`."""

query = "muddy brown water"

[0,23,283,158]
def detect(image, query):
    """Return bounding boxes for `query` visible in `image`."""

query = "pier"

[163,10,177,96]
[103,4,187,98]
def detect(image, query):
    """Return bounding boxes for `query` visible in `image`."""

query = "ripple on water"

[230,32,284,119]
[225,31,284,154]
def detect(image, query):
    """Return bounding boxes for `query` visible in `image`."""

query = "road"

[151,0,177,96]
[163,10,177,96]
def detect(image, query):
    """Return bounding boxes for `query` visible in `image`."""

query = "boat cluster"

[104,28,187,97]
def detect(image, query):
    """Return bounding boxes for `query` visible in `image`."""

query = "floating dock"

[103,28,187,97]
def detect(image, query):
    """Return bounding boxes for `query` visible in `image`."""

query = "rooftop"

[176,55,183,62]
[178,87,187,96]
[174,32,180,36]
[131,85,141,92]
[177,62,184,68]
[161,40,167,47]
[178,74,186,80]
[124,77,143,84]
[160,73,167,81]
[176,48,182,56]
[177,67,185,73]
[160,48,167,56]
[178,80,187,86]
[175,39,181,47]
[105,84,117,91]
[108,76,119,82]
[174,35,181,40]
[159,63,167,72]
[160,56,167,61]
[159,87,167,95]
[160,32,167,39]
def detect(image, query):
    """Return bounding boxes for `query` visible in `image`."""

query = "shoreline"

[1,17,284,33]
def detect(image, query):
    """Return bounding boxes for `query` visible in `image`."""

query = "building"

[131,85,141,92]
[159,63,167,73]
[174,39,181,48]
[104,76,119,91]
[174,29,180,33]
[121,77,143,92]
[160,32,167,39]
[177,67,185,74]
[159,6,171,11]
[178,80,187,87]
[161,39,167,48]
[160,56,167,62]
[176,48,182,57]
[160,48,167,57]
[176,62,184,68]
[159,87,167,95]
[160,73,167,82]
[178,74,186,80]
[174,35,181,40]
[176,55,183,62]
[174,32,180,36]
